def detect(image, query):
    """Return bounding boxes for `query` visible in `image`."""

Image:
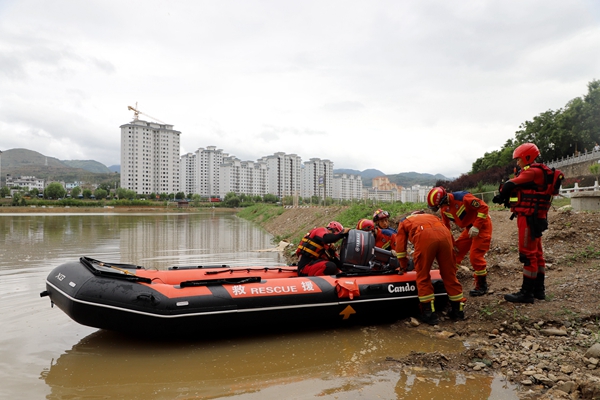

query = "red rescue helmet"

[356,218,375,231]
[372,209,390,222]
[427,187,447,211]
[327,221,343,234]
[513,143,540,164]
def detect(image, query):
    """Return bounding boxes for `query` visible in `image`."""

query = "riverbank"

[256,206,600,400]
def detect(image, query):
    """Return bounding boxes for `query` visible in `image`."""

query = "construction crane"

[127,102,167,124]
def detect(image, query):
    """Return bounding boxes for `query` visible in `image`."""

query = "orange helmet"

[356,218,375,231]
[513,143,540,164]
[372,209,390,222]
[326,221,343,234]
[427,187,447,211]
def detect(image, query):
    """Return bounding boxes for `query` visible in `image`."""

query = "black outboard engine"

[339,229,398,272]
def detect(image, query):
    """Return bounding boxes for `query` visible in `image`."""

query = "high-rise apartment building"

[301,158,334,199]
[120,119,181,195]
[220,157,268,198]
[259,152,302,198]
[332,173,362,200]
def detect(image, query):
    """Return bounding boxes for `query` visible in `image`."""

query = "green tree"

[224,192,240,207]
[175,192,186,200]
[0,186,9,198]
[71,186,81,198]
[45,182,66,199]
[94,188,108,199]
[263,194,279,203]
[82,189,93,199]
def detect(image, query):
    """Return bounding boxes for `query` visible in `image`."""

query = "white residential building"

[220,157,268,198]
[195,146,227,198]
[364,187,401,202]
[301,158,334,200]
[120,119,181,195]
[6,175,45,191]
[259,152,302,199]
[332,173,362,200]
[180,153,196,196]
[400,184,433,203]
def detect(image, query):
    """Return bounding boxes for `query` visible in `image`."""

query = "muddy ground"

[262,206,600,399]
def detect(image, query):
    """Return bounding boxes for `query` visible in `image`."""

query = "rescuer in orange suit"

[296,221,350,276]
[356,218,375,233]
[427,187,493,297]
[493,143,563,303]
[394,211,466,325]
[372,209,396,250]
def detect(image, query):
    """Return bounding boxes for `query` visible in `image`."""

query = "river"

[0,211,517,399]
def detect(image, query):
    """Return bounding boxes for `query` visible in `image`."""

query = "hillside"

[1,148,116,183]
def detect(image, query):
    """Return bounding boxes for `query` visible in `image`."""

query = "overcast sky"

[1,1,599,178]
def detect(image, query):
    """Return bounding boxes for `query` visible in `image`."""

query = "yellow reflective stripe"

[457,204,466,216]
[523,270,537,279]
[474,269,487,276]
[443,211,454,220]
[448,293,465,302]
[477,213,487,219]
[418,294,435,303]
[509,197,518,202]
[397,252,407,258]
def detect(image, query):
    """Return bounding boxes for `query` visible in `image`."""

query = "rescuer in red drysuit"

[427,186,492,297]
[394,211,466,325]
[493,143,563,303]
[296,221,349,276]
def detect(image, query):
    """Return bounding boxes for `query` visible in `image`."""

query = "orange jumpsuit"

[394,214,465,304]
[440,192,492,277]
[499,165,548,280]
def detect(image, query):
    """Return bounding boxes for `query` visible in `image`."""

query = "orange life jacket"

[509,163,564,217]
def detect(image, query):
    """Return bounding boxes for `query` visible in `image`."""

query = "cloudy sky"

[1,1,599,178]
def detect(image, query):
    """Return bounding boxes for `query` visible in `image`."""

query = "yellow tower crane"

[127,102,166,124]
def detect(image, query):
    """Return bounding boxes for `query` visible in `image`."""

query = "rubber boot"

[533,274,546,300]
[419,301,439,325]
[469,275,488,297]
[504,277,535,304]
[448,300,465,320]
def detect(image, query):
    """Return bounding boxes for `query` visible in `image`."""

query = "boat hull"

[43,257,448,336]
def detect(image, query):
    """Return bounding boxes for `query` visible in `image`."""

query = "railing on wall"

[470,180,599,202]
[546,148,600,169]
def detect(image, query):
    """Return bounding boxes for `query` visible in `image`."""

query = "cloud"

[1,0,599,179]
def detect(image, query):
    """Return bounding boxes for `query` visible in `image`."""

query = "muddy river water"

[0,211,517,399]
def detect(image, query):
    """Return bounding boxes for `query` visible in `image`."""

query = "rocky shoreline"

[260,207,600,399]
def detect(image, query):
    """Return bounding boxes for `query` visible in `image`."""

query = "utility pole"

[0,150,3,190]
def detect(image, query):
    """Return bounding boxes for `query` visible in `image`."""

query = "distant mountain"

[61,160,111,173]
[334,168,386,185]
[108,165,121,173]
[334,168,448,187]
[1,148,117,184]
[386,172,449,187]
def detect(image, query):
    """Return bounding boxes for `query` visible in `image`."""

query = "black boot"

[504,277,535,304]
[534,274,545,300]
[419,301,439,325]
[448,300,465,320]
[469,275,488,297]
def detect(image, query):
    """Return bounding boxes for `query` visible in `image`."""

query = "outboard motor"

[339,229,398,272]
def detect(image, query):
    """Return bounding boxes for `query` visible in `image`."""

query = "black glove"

[492,195,503,204]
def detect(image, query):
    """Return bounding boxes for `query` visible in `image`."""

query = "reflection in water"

[0,212,284,271]
[41,325,514,400]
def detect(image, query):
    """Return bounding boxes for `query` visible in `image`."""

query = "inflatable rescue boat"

[40,230,448,336]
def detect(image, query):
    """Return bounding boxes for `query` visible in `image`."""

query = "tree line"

[437,79,600,191]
